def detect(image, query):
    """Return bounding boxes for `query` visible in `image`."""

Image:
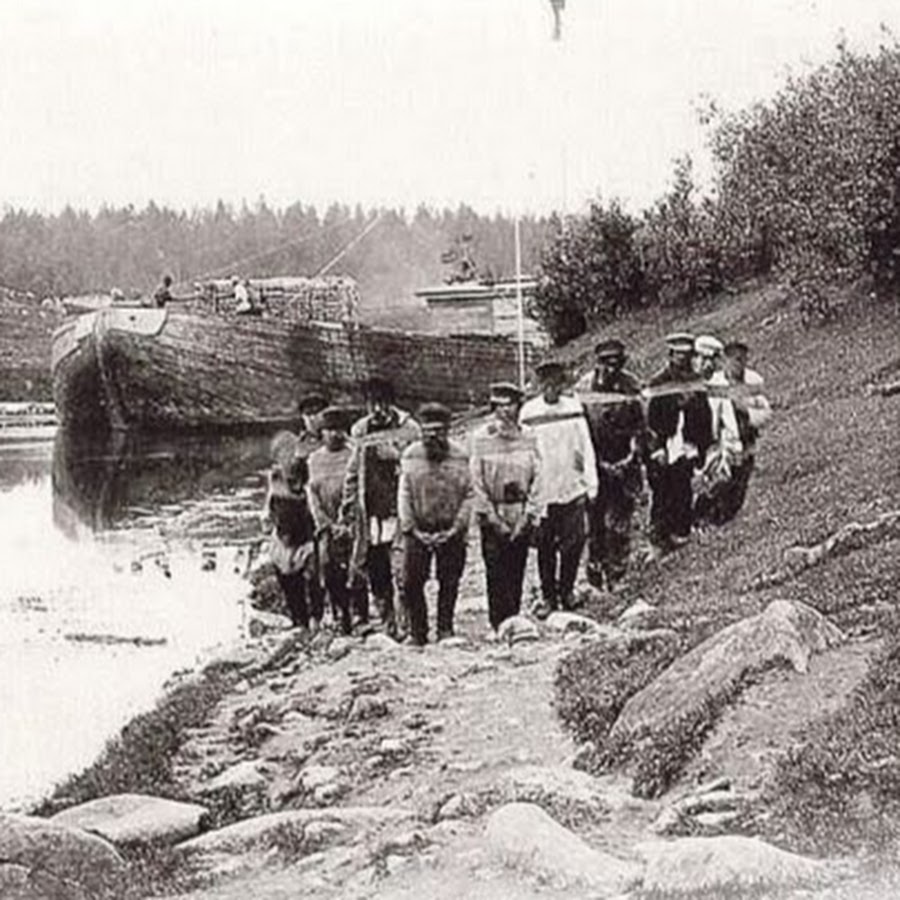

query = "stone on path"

[618,599,656,626]
[50,793,209,847]
[637,835,838,895]
[610,600,844,744]
[364,633,399,651]
[177,806,414,856]
[348,694,389,721]
[497,765,642,819]
[545,611,602,634]
[0,813,125,899]
[200,760,268,794]
[438,636,468,649]
[486,802,640,895]
[299,764,342,791]
[497,615,539,646]
[247,610,293,637]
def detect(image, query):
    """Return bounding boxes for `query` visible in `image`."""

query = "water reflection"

[52,428,272,536]
[1,428,276,811]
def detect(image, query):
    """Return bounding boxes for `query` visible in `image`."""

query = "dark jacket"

[580,369,646,465]
[646,364,713,461]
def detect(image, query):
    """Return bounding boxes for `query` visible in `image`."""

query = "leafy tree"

[641,157,724,307]
[708,39,900,316]
[534,202,643,345]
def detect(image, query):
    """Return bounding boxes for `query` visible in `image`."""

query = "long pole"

[315,213,383,277]
[515,215,525,390]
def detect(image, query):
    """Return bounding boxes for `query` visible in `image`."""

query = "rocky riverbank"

[3,574,881,900]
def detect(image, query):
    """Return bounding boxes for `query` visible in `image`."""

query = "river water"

[0,428,274,811]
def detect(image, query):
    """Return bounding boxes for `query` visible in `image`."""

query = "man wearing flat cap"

[343,377,421,637]
[644,332,714,555]
[704,341,772,521]
[470,382,542,632]
[576,338,645,589]
[398,403,473,645]
[520,360,597,616]
[307,407,364,635]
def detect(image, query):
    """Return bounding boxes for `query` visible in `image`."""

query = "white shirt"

[709,368,772,433]
[234,282,252,313]
[519,394,598,508]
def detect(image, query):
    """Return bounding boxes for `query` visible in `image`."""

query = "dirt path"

[159,588,647,900]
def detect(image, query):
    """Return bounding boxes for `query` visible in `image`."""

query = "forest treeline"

[0,201,552,320]
[536,39,900,343]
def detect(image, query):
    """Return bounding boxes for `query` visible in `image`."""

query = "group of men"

[263,331,771,645]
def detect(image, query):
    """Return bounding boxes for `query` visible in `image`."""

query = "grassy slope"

[564,283,900,629]
[554,281,900,848]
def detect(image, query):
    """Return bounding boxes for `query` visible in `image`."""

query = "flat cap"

[490,381,524,404]
[665,332,695,353]
[418,402,452,425]
[320,405,351,431]
[534,359,566,380]
[694,334,724,357]
[594,338,626,360]
[297,392,328,414]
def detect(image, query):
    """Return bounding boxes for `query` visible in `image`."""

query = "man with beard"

[343,377,421,636]
[519,360,597,617]
[399,403,473,646]
[470,382,542,633]
[645,332,713,556]
[576,339,645,589]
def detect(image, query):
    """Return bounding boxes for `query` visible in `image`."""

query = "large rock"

[637,835,837,894]
[485,802,640,894]
[0,813,125,899]
[178,806,414,856]
[610,600,843,743]
[51,794,209,847]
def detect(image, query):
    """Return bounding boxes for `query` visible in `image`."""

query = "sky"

[1,0,899,217]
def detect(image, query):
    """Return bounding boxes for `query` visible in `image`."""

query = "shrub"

[640,157,727,307]
[554,633,684,751]
[709,40,900,301]
[534,202,644,344]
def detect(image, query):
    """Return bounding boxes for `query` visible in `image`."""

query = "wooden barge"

[51,303,536,433]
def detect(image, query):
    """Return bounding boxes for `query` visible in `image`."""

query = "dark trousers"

[323,535,366,635]
[402,532,467,644]
[696,455,756,526]
[537,496,587,609]
[588,471,637,586]
[276,570,310,629]
[307,542,325,622]
[649,458,695,547]
[367,542,405,629]
[481,523,530,629]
